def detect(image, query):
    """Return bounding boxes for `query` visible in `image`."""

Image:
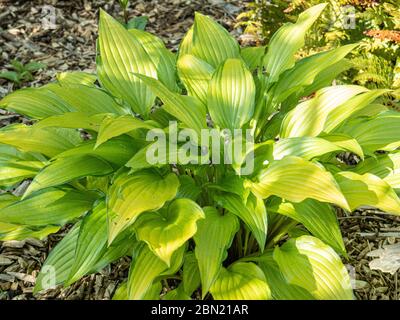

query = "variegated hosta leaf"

[210,262,271,300]
[194,207,239,297]
[0,223,60,242]
[263,3,327,83]
[36,112,107,131]
[191,12,240,68]
[273,44,357,104]
[247,156,349,210]
[0,188,96,226]
[24,155,115,197]
[256,251,315,300]
[56,71,97,86]
[129,28,178,92]
[133,74,207,134]
[55,136,139,167]
[324,89,389,133]
[352,152,400,191]
[47,83,127,115]
[215,192,267,251]
[98,10,157,116]
[107,169,179,244]
[127,243,185,300]
[335,171,400,214]
[0,86,71,119]
[95,114,158,148]
[177,54,214,105]
[273,136,361,161]
[280,85,368,138]
[0,159,45,187]
[207,58,255,130]
[273,235,354,300]
[0,124,81,158]
[34,223,81,294]
[134,198,204,265]
[336,111,400,154]
[66,201,108,285]
[269,198,346,255]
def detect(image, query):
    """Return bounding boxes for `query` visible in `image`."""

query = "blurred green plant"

[0,60,47,87]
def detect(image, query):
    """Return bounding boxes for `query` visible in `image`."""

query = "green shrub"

[1,4,400,300]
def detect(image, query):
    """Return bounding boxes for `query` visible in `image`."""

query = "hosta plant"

[1,4,400,300]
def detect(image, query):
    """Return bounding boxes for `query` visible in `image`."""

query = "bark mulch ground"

[0,0,400,300]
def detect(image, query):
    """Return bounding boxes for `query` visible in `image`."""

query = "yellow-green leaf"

[107,169,179,243]
[207,58,255,130]
[335,171,400,214]
[98,10,157,116]
[135,198,204,265]
[273,235,354,300]
[194,207,239,297]
[210,262,271,300]
[247,156,349,210]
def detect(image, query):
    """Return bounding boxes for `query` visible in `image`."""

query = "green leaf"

[0,188,96,226]
[324,89,389,133]
[126,16,148,30]
[129,28,178,92]
[273,235,354,300]
[35,112,106,131]
[335,171,400,214]
[191,13,240,68]
[47,83,127,115]
[0,124,81,158]
[210,262,271,300]
[55,136,139,167]
[0,160,45,187]
[56,71,97,86]
[177,54,214,105]
[0,71,20,84]
[24,155,115,196]
[182,252,201,296]
[273,135,363,161]
[0,224,60,241]
[215,192,267,251]
[95,114,156,148]
[134,74,207,134]
[97,10,157,116]
[263,3,327,83]
[280,85,368,138]
[127,242,184,300]
[247,156,349,210]
[176,175,201,201]
[163,285,191,300]
[256,251,315,300]
[241,46,266,71]
[273,44,357,104]
[34,223,80,294]
[337,111,400,153]
[66,201,108,285]
[194,207,239,297]
[207,58,255,130]
[135,198,204,265]
[0,87,71,119]
[269,198,346,255]
[107,169,179,243]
